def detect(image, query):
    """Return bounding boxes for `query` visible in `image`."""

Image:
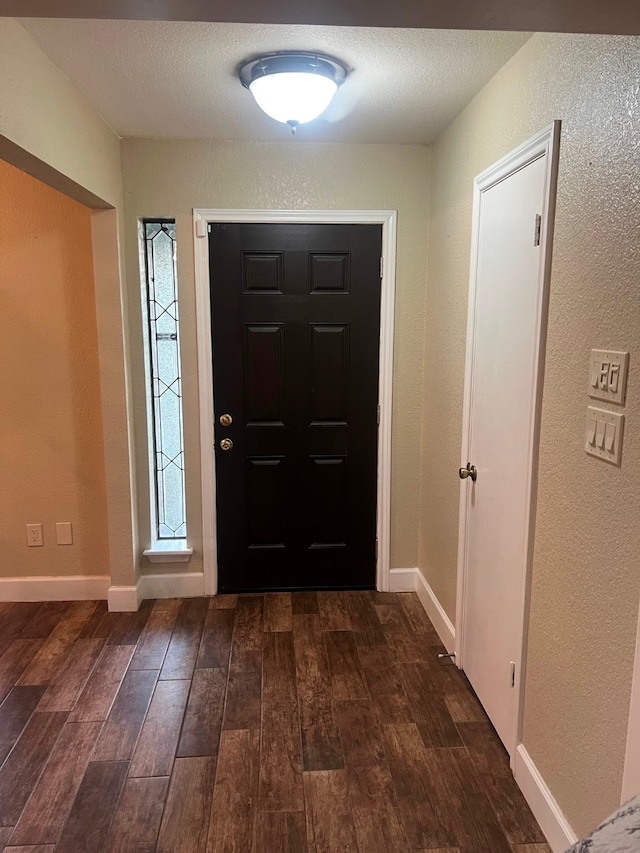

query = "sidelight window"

[140,219,187,546]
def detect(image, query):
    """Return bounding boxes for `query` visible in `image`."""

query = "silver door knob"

[219,438,233,451]
[459,462,477,482]
[219,414,233,427]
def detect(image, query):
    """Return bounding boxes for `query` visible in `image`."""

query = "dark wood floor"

[0,591,550,853]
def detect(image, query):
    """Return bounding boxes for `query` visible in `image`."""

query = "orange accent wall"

[0,158,108,578]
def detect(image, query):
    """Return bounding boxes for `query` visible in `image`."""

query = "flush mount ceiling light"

[238,51,349,134]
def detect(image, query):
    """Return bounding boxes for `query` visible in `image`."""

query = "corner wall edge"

[514,744,578,853]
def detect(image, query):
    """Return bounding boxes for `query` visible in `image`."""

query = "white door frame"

[193,208,398,596]
[455,122,561,760]
[622,608,640,802]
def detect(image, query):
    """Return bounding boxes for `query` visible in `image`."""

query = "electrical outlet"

[26,524,43,547]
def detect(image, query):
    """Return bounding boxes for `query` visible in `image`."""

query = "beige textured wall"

[0,18,137,589]
[91,209,140,588]
[120,139,431,573]
[0,159,109,578]
[420,32,640,834]
[0,19,122,208]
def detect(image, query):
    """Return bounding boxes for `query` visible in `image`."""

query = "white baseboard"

[388,567,419,592]
[0,570,204,611]
[140,571,205,600]
[414,569,456,653]
[514,744,578,853]
[390,570,575,853]
[107,583,142,612]
[388,567,456,654]
[108,571,206,612]
[0,574,110,602]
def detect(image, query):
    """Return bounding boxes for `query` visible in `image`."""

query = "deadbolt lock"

[219,413,233,427]
[219,438,233,451]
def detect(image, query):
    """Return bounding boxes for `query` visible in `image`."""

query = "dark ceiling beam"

[2,0,640,35]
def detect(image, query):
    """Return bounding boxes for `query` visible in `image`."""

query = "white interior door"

[458,125,559,754]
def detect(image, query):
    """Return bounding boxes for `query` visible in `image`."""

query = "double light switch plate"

[589,350,629,405]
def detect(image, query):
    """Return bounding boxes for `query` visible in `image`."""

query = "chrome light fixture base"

[238,51,349,89]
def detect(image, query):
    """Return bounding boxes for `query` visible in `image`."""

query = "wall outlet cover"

[26,523,44,547]
[56,522,73,545]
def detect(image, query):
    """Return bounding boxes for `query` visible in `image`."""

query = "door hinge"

[509,661,516,688]
[379,257,384,278]
[377,404,381,425]
[534,214,542,247]
[375,538,378,560]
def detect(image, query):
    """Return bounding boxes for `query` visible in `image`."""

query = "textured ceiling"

[20,20,529,143]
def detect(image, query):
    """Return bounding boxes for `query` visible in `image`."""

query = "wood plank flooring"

[0,592,551,853]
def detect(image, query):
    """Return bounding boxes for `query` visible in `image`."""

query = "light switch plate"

[589,350,629,405]
[56,522,73,545]
[585,406,624,465]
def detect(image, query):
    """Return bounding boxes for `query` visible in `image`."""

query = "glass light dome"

[249,72,338,126]
[238,52,349,133]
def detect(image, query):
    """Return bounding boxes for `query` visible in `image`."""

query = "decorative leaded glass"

[143,220,187,540]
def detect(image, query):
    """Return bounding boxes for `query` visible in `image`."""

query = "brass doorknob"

[459,462,477,482]
[219,414,233,427]
[219,438,233,451]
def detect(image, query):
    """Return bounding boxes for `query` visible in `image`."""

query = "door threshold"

[217,584,376,595]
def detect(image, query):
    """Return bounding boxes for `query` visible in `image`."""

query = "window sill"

[143,541,194,564]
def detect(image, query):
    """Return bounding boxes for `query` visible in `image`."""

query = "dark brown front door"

[209,222,382,593]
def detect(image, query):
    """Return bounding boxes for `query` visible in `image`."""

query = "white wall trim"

[107,583,142,612]
[388,567,456,653]
[0,574,111,603]
[415,569,456,653]
[622,601,640,802]
[193,208,398,595]
[108,571,206,611]
[142,544,194,564]
[455,122,561,759]
[140,571,205,600]
[388,567,418,593]
[514,744,578,853]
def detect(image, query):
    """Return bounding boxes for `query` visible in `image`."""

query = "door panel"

[309,253,350,292]
[209,222,382,593]
[243,324,285,424]
[247,457,285,547]
[309,456,348,547]
[310,324,349,423]
[461,153,549,750]
[242,252,283,292]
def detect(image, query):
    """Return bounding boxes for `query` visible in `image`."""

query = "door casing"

[193,209,398,596]
[455,122,561,762]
